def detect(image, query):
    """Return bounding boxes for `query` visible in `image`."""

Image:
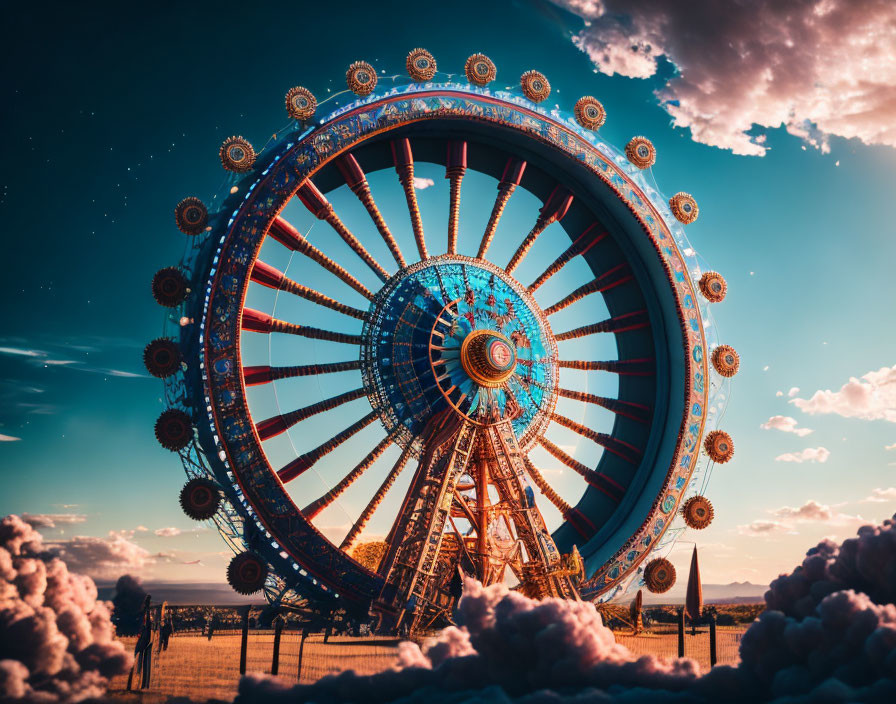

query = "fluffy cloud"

[44,534,151,580]
[772,500,833,522]
[239,515,896,704]
[760,415,813,437]
[740,500,864,537]
[790,365,896,422]
[553,0,896,156]
[775,447,830,463]
[413,177,435,190]
[737,520,789,537]
[885,443,896,451]
[862,487,896,503]
[0,515,131,701]
[21,513,88,529]
[787,387,800,398]
[153,527,181,537]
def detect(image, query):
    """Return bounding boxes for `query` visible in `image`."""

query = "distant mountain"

[95,581,264,606]
[640,581,768,605]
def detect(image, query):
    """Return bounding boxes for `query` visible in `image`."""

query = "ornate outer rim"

[200,86,708,602]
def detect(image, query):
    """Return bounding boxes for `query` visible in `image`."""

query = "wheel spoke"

[277,410,379,483]
[340,442,415,551]
[548,413,641,465]
[538,436,626,501]
[446,141,467,254]
[392,138,427,260]
[256,388,367,441]
[558,358,654,376]
[555,310,648,341]
[297,181,390,282]
[478,157,526,259]
[241,308,362,345]
[336,154,406,268]
[302,430,399,519]
[505,186,573,275]
[523,456,597,539]
[544,264,631,316]
[528,224,606,292]
[243,360,360,385]
[251,260,367,320]
[268,216,373,299]
[558,388,650,423]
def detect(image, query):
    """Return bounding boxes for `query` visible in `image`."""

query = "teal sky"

[2,0,895,588]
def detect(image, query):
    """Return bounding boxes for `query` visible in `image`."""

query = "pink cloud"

[791,365,896,422]
[760,415,813,437]
[553,0,896,156]
[775,447,830,464]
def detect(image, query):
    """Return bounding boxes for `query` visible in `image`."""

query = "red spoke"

[340,443,415,550]
[505,186,573,275]
[539,436,626,501]
[256,388,367,441]
[243,360,360,386]
[558,388,650,423]
[251,261,367,320]
[302,431,399,519]
[446,141,467,254]
[544,264,631,316]
[241,308,362,345]
[555,310,648,341]
[528,224,607,292]
[549,413,641,465]
[336,154,406,268]
[478,158,526,259]
[268,216,373,299]
[523,456,597,539]
[558,358,654,376]
[392,138,427,260]
[277,410,379,483]
[297,181,390,281]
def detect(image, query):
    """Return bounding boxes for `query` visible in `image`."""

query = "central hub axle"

[460,329,517,388]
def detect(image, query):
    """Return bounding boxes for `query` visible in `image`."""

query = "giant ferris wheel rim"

[179,79,713,604]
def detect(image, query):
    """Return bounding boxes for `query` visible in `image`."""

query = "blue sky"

[2,0,895,588]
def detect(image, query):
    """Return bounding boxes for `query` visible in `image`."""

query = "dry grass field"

[107,625,746,702]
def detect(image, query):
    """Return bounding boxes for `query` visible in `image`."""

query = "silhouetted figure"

[160,614,174,651]
[207,612,218,641]
[128,596,153,690]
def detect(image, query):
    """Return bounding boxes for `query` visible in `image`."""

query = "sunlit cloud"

[22,512,88,528]
[861,488,896,503]
[413,177,435,190]
[791,365,896,423]
[0,433,22,442]
[775,447,830,463]
[552,0,896,156]
[760,415,813,437]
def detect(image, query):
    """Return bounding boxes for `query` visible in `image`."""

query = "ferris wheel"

[146,49,737,631]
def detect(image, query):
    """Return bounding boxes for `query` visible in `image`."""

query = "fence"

[108,612,746,700]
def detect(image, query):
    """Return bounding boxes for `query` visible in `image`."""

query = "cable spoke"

[528,224,606,292]
[277,410,379,483]
[544,264,631,316]
[523,456,597,539]
[251,261,367,320]
[555,310,648,341]
[297,181,389,281]
[392,138,427,260]
[241,308,362,345]
[478,158,526,259]
[256,388,367,441]
[539,436,626,501]
[505,186,573,275]
[302,430,399,519]
[340,443,415,551]
[558,388,650,423]
[336,153,406,268]
[558,358,654,376]
[268,216,373,299]
[549,413,641,465]
[243,360,360,386]
[446,141,467,254]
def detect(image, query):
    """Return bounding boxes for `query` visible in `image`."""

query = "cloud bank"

[553,0,896,156]
[0,515,131,702]
[775,447,830,463]
[760,415,813,437]
[791,365,896,423]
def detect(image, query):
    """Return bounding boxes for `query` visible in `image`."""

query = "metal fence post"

[297,628,309,683]
[677,608,685,658]
[709,611,717,667]
[271,616,284,676]
[239,607,250,675]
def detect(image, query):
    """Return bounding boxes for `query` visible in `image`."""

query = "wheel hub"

[460,329,517,388]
